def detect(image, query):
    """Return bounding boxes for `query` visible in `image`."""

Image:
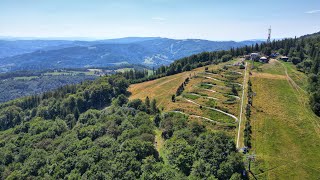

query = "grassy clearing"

[154,129,165,157]
[129,71,193,110]
[182,93,200,100]
[115,68,134,73]
[253,59,285,75]
[44,70,95,76]
[199,83,214,89]
[129,63,225,110]
[250,61,320,179]
[13,76,39,80]
[280,61,309,91]
[129,60,245,137]
[202,108,235,124]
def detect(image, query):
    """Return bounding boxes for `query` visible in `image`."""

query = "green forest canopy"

[0,74,245,179]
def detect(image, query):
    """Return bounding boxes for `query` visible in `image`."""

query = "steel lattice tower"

[267,26,271,43]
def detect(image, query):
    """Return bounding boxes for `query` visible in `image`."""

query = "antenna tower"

[267,26,271,43]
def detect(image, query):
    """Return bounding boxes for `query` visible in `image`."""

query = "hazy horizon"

[0,35,272,42]
[1,0,319,41]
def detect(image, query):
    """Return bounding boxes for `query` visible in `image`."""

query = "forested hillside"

[0,38,261,72]
[0,73,245,179]
[0,64,150,103]
[0,75,97,103]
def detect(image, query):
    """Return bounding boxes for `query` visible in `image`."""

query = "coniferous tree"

[172,95,176,102]
[145,96,150,109]
[151,99,158,114]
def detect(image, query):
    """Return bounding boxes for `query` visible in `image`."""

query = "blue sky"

[0,0,319,40]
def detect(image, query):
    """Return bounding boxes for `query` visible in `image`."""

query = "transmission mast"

[267,26,271,43]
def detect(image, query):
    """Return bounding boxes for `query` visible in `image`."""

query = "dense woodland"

[0,64,148,103]
[0,75,97,103]
[0,73,245,179]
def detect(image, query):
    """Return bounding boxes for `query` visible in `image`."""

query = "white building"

[259,56,268,63]
[250,53,260,61]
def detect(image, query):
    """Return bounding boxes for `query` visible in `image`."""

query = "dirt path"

[184,98,238,122]
[276,60,320,136]
[236,62,248,148]
[250,60,320,178]
[203,83,231,89]
[204,76,223,82]
[188,93,219,100]
[155,77,179,88]
[276,60,307,94]
[171,110,227,125]
[203,76,243,87]
[193,85,240,100]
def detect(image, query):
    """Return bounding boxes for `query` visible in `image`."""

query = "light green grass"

[281,62,309,91]
[250,66,320,179]
[182,93,200,100]
[115,68,134,73]
[203,108,235,124]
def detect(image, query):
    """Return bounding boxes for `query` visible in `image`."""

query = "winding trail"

[194,85,240,100]
[203,83,231,89]
[204,76,223,82]
[188,93,219,100]
[203,89,216,93]
[276,60,307,94]
[203,76,243,86]
[230,82,243,87]
[170,111,227,125]
[236,62,248,148]
[233,71,243,75]
[184,98,238,122]
[204,72,218,75]
[228,94,240,100]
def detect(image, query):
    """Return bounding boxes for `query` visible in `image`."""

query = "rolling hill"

[0,38,262,72]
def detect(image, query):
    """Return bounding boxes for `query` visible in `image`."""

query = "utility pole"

[252,58,254,69]
[246,153,257,179]
[246,154,256,172]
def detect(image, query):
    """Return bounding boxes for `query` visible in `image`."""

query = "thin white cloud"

[305,10,320,14]
[152,17,166,21]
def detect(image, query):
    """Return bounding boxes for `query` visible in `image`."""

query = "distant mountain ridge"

[0,37,263,72]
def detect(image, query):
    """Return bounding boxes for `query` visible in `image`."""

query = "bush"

[291,57,301,65]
